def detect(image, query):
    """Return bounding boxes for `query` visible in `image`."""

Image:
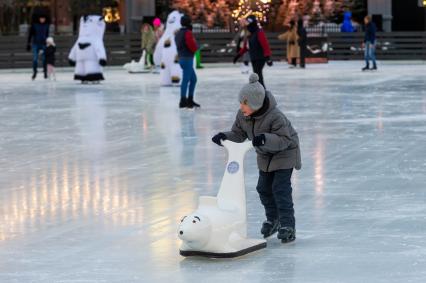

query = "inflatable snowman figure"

[69,15,107,83]
[178,141,267,258]
[153,11,182,86]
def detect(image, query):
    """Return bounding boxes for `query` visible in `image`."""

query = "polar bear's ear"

[99,16,104,22]
[83,15,88,22]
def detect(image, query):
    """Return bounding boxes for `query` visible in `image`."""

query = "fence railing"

[327,32,426,60]
[0,32,425,69]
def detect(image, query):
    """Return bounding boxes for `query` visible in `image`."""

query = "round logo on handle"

[227,161,239,174]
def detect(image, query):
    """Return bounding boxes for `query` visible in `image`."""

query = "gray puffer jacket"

[223,91,301,172]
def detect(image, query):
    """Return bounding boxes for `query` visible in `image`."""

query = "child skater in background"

[45,37,56,81]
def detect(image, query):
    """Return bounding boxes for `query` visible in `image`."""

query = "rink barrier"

[327,32,426,60]
[0,32,425,69]
[0,33,326,69]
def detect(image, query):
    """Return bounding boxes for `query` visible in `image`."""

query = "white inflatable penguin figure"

[69,15,107,83]
[153,11,182,86]
[178,140,267,258]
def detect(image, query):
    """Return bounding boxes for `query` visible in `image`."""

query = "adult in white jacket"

[153,11,182,86]
[69,15,107,83]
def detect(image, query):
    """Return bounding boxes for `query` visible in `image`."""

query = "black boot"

[179,97,187,108]
[371,64,377,71]
[278,227,296,243]
[187,97,200,109]
[32,70,37,80]
[362,64,370,71]
[43,65,48,79]
[261,219,279,238]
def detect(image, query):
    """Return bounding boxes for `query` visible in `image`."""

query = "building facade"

[368,0,426,31]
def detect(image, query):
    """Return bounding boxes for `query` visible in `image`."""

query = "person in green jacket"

[141,23,156,69]
[212,73,302,243]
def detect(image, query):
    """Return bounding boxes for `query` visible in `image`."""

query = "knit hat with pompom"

[238,73,265,111]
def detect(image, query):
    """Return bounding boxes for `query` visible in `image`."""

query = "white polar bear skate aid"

[123,51,151,73]
[178,140,266,258]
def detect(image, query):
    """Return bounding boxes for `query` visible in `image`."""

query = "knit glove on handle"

[212,133,227,146]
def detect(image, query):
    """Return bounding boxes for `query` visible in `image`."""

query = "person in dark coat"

[297,18,307,69]
[212,73,302,243]
[175,15,200,109]
[233,15,272,88]
[362,15,377,71]
[27,15,49,80]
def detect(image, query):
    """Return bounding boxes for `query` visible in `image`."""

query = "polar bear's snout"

[178,214,211,249]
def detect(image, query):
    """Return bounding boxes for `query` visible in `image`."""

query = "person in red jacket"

[175,15,200,109]
[234,15,272,88]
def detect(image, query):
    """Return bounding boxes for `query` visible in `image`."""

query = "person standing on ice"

[211,73,302,243]
[175,15,200,109]
[233,18,250,74]
[362,15,377,71]
[152,18,164,73]
[233,15,272,88]
[140,23,155,70]
[27,15,49,80]
[45,37,56,81]
[278,20,300,68]
[297,18,307,69]
[340,11,355,33]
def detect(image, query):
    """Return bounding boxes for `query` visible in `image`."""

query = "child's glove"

[99,59,107,66]
[252,134,266,146]
[212,133,227,146]
[266,57,273,66]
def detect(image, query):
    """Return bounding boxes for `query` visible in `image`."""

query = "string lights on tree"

[231,0,272,29]
[171,0,366,30]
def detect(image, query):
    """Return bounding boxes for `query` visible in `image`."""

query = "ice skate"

[277,227,296,243]
[179,97,187,108]
[186,97,200,109]
[261,220,279,238]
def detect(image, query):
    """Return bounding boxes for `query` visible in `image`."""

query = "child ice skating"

[141,23,155,70]
[45,37,56,80]
[212,74,301,243]
[233,18,250,74]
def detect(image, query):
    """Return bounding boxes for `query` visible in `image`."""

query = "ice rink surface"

[0,62,426,283]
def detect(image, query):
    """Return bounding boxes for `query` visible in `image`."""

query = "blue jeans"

[256,168,295,228]
[32,44,46,72]
[364,42,376,67]
[179,58,197,99]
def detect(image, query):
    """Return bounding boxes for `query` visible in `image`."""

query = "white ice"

[0,62,426,283]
